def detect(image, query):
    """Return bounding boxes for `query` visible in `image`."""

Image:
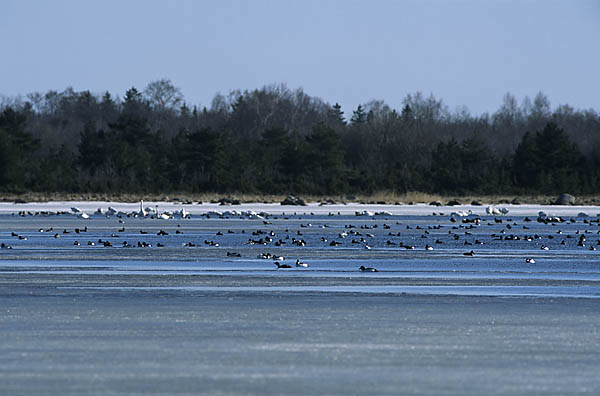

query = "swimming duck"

[359,265,378,272]
[275,262,291,269]
[295,259,309,268]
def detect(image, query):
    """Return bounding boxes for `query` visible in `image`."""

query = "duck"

[525,258,535,264]
[275,262,291,269]
[359,265,378,272]
[425,244,433,251]
[295,259,309,268]
[463,250,475,256]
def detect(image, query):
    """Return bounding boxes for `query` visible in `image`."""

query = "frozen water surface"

[1,203,600,394]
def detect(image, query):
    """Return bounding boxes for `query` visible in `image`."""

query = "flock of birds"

[3,203,600,273]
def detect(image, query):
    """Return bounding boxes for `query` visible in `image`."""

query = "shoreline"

[1,200,599,217]
[2,191,600,206]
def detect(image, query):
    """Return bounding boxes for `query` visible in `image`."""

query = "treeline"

[1,80,600,196]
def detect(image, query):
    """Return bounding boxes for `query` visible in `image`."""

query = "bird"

[463,250,475,256]
[525,258,535,264]
[139,200,147,217]
[295,259,309,268]
[359,265,378,272]
[275,262,291,269]
[425,244,434,250]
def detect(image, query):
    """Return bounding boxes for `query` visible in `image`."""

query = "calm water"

[1,211,599,297]
[2,210,600,394]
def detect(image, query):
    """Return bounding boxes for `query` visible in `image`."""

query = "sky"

[1,0,599,116]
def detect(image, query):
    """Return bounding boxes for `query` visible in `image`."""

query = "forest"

[1,79,599,197]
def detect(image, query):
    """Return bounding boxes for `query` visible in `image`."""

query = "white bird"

[139,200,147,217]
[486,206,502,216]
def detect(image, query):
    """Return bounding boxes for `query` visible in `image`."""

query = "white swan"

[139,200,147,217]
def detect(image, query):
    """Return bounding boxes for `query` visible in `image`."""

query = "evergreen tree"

[350,104,367,125]
[305,124,344,193]
[329,103,346,125]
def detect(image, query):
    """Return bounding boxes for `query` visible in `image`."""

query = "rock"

[281,195,306,206]
[429,201,442,207]
[219,197,240,205]
[511,198,521,205]
[318,199,337,206]
[447,200,461,206]
[555,193,575,205]
[471,200,483,206]
[498,199,511,204]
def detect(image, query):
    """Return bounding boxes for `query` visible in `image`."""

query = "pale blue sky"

[1,0,599,115]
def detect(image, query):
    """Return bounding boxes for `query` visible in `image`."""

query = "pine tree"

[350,105,367,125]
[329,103,346,125]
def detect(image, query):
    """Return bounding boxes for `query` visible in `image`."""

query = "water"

[1,211,600,394]
[2,212,599,298]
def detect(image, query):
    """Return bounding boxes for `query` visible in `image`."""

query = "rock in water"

[281,195,306,206]
[555,193,575,205]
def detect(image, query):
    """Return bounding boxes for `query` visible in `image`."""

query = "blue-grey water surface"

[1,211,599,394]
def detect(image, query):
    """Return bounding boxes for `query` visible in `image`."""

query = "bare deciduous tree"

[144,79,183,111]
